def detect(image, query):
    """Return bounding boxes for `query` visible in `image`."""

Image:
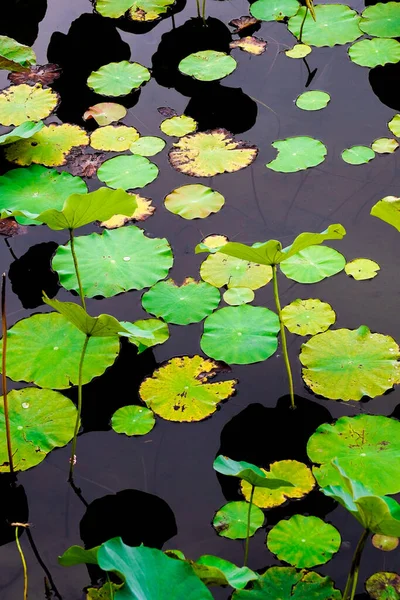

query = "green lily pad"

[201,305,280,365]
[111,405,155,436]
[281,299,336,336]
[200,252,272,289]
[120,319,169,353]
[223,288,254,306]
[139,355,237,422]
[97,155,158,190]
[0,35,36,72]
[280,246,345,284]
[169,129,258,177]
[267,137,327,173]
[90,125,140,151]
[349,38,400,68]
[213,455,293,488]
[371,196,400,231]
[142,278,220,325]
[288,5,362,47]
[52,226,173,298]
[0,387,77,472]
[285,44,312,59]
[213,501,264,539]
[193,556,258,590]
[360,3,400,39]
[345,258,380,280]
[83,102,127,126]
[95,0,175,21]
[130,136,166,156]
[178,51,237,82]
[342,145,375,165]
[164,184,224,219]
[250,0,300,22]
[372,535,399,552]
[300,326,400,401]
[1,313,120,389]
[266,515,341,568]
[0,84,58,126]
[372,138,399,154]
[295,91,330,112]
[160,115,197,137]
[388,115,400,137]
[87,61,151,96]
[366,572,400,600]
[0,121,44,146]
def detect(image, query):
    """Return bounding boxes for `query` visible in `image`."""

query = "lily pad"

[95,0,175,21]
[266,515,341,568]
[52,226,173,298]
[197,234,229,254]
[0,35,36,72]
[229,37,267,56]
[250,0,299,21]
[0,121,44,146]
[193,556,258,590]
[83,103,127,126]
[87,61,151,96]
[349,38,400,68]
[372,535,399,551]
[295,91,330,112]
[288,5,362,47]
[366,572,400,600]
[97,155,158,190]
[360,3,400,39]
[0,84,58,126]
[200,252,272,289]
[169,129,258,177]
[142,278,220,325]
[342,145,375,165]
[372,138,399,154]
[285,44,312,59]
[281,299,336,336]
[120,319,169,353]
[160,115,197,137]
[229,16,260,33]
[223,288,254,306]
[388,115,400,137]
[201,305,280,365]
[371,196,400,231]
[267,137,327,172]
[90,125,140,151]
[164,184,224,219]
[300,326,400,401]
[280,245,345,284]
[178,51,237,82]
[345,258,380,281]
[130,136,165,156]
[139,356,237,422]
[100,195,155,228]
[213,501,264,539]
[0,388,77,472]
[111,405,155,436]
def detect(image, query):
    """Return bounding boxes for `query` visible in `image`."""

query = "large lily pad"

[371,196,400,232]
[267,137,327,173]
[201,305,279,365]
[97,155,158,190]
[360,3,400,39]
[288,5,362,47]
[139,356,237,422]
[164,184,224,219]
[90,125,140,151]
[0,84,58,126]
[200,252,272,289]
[250,0,300,22]
[213,501,264,540]
[179,51,237,82]
[345,258,380,281]
[279,246,346,283]
[169,129,258,177]
[0,35,36,72]
[111,405,155,436]
[366,572,400,600]
[0,388,77,472]
[87,61,151,96]
[342,145,375,165]
[281,299,336,336]
[0,121,44,146]
[120,319,169,353]
[52,226,173,298]
[300,326,400,401]
[349,38,400,68]
[160,115,197,137]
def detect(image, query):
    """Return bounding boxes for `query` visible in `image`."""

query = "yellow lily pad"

[100,194,154,228]
[281,298,336,336]
[200,252,272,289]
[90,125,140,151]
[345,258,380,281]
[0,84,59,126]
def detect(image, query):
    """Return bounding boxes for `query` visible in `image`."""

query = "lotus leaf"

[223,288,254,305]
[241,460,315,509]
[0,36,36,72]
[193,556,258,589]
[0,84,58,126]
[164,184,225,219]
[197,234,228,253]
[169,129,258,177]
[139,355,237,422]
[111,405,155,436]
[5,123,89,167]
[90,125,140,151]
[229,16,260,33]
[372,138,399,153]
[288,5,362,47]
[266,515,341,568]
[97,155,158,190]
[0,388,77,472]
[120,319,169,353]
[360,3,400,38]
[229,37,267,56]
[280,246,346,283]
[94,0,137,17]
[388,115,400,137]
[59,545,99,566]
[160,115,197,137]
[179,51,237,82]
[372,535,399,552]
[0,121,44,146]
[100,194,154,227]
[214,455,294,488]
[200,252,272,289]
[295,91,330,112]
[250,0,299,22]
[342,145,375,165]
[285,44,312,59]
[213,501,264,539]
[130,136,165,156]
[349,38,400,69]
[371,196,400,231]
[87,61,151,96]
[128,0,175,21]
[52,226,173,298]
[345,258,380,280]
[300,326,400,401]
[281,299,336,336]
[201,305,279,364]
[1,313,119,389]
[267,137,327,172]
[366,572,400,600]
[142,278,220,325]
[83,102,127,126]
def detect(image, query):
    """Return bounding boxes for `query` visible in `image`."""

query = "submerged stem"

[2,274,14,475]
[15,526,28,600]
[342,529,369,600]
[244,484,255,566]
[68,334,90,482]
[272,265,295,409]
[69,229,86,311]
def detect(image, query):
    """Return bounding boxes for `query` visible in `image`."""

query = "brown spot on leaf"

[8,64,61,86]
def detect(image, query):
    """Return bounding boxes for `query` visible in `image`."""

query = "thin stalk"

[272,265,295,409]
[201,0,206,24]
[243,485,255,566]
[342,529,369,600]
[69,229,86,311]
[195,0,201,18]
[15,526,28,600]
[299,6,309,43]
[68,335,90,481]
[2,274,14,475]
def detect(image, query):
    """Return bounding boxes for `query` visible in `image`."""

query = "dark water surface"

[1,0,400,598]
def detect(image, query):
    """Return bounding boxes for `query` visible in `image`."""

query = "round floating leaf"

[366,572,400,600]
[213,502,264,539]
[241,460,315,509]
[285,44,312,59]
[372,138,399,154]
[87,61,151,96]
[142,278,220,325]
[224,288,254,306]
[0,84,58,126]
[164,184,224,219]
[178,51,237,82]
[300,326,400,401]
[349,38,400,68]
[83,102,127,126]
[371,196,400,231]
[0,121,44,146]
[200,252,272,289]
[160,115,197,137]
[229,36,267,56]
[120,319,169,353]
[267,515,341,568]
[169,129,258,177]
[280,246,345,284]
[372,535,399,552]
[307,414,400,494]
[288,5,362,47]
[282,299,336,336]
[342,145,375,165]
[90,125,139,151]
[139,356,237,422]
[250,0,299,21]
[1,313,119,389]
[52,226,173,298]
[295,91,330,112]
[97,155,158,190]
[0,388,77,472]
[267,137,327,173]
[360,3,400,39]
[345,258,380,281]
[130,136,165,156]
[111,405,155,436]
[201,305,279,365]
[100,194,155,228]
[388,115,400,137]
[0,35,36,72]
[5,124,89,167]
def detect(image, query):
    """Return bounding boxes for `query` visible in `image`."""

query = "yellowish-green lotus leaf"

[285,44,312,59]
[0,84,58,126]
[160,115,197,137]
[0,35,36,72]
[372,138,399,154]
[282,299,336,336]
[87,61,151,96]
[229,36,267,56]
[295,91,330,112]
[371,195,400,232]
[90,125,140,151]
[388,114,400,137]
[223,287,254,306]
[201,252,272,289]
[164,184,224,219]
[197,234,229,254]
[83,102,127,126]
[128,0,175,21]
[366,572,400,600]
[130,136,165,156]
[178,51,237,82]
[100,195,154,228]
[345,258,380,281]
[139,356,237,422]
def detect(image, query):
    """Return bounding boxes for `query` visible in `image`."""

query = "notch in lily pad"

[267,136,327,172]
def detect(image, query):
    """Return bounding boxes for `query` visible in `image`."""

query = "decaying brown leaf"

[229,16,260,34]
[8,64,61,86]
[100,195,155,228]
[230,36,267,56]
[66,148,107,178]
[0,218,27,237]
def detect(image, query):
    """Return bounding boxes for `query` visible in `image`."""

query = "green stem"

[69,229,86,311]
[342,529,369,600]
[272,265,295,409]
[15,526,28,600]
[299,6,309,43]
[68,334,90,482]
[1,274,14,475]
[244,484,255,566]
[201,0,206,24]
[195,0,201,18]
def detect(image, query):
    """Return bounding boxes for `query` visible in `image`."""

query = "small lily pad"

[111,405,155,436]
[366,572,400,600]
[120,319,169,353]
[371,196,400,231]
[360,3,400,39]
[178,51,237,82]
[97,155,158,190]
[372,535,399,552]
[288,5,362,47]
[295,91,330,112]
[130,136,166,156]
[250,0,300,22]
[0,84,58,126]
[100,194,155,228]
[164,184,224,220]
[342,145,375,165]
[213,502,264,539]
[90,125,140,151]
[281,299,336,336]
[0,35,36,72]
[345,258,380,281]
[0,121,44,146]
[267,137,327,173]
[223,288,254,305]
[349,38,400,68]
[280,246,346,283]
[87,61,151,96]
[285,44,312,59]
[388,115,400,137]
[83,102,127,126]
[200,252,272,289]
[372,138,399,154]
[229,37,267,56]
[160,115,197,137]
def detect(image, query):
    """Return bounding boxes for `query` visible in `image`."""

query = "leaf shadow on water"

[369,61,400,112]
[0,476,28,547]
[0,0,47,46]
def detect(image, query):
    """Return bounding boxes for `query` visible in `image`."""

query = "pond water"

[1,0,400,598]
